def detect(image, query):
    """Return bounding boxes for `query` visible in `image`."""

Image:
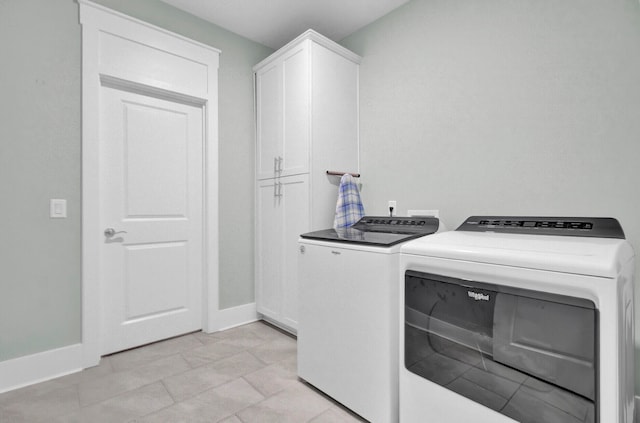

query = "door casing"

[79,0,220,368]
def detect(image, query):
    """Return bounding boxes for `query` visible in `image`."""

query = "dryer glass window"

[404,271,597,423]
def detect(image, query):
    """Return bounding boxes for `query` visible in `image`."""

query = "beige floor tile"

[193,377,264,408]
[207,351,267,379]
[161,364,234,402]
[207,325,273,349]
[236,382,333,423]
[78,354,189,406]
[133,398,229,423]
[161,351,266,402]
[55,356,115,386]
[248,335,297,364]
[243,357,298,397]
[191,330,226,345]
[0,406,32,423]
[216,416,243,423]
[243,321,292,342]
[2,385,80,422]
[0,378,69,407]
[180,340,246,368]
[308,405,368,422]
[132,354,191,383]
[137,379,262,423]
[55,382,174,423]
[109,334,203,372]
[77,369,148,407]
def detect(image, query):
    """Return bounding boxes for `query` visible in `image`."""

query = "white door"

[100,85,203,355]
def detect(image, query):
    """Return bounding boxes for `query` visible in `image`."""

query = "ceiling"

[160,0,411,50]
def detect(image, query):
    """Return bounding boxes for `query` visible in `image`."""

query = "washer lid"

[300,227,428,246]
[400,231,634,278]
[300,215,439,246]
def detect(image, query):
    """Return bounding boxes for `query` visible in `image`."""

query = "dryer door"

[493,293,596,400]
[404,270,596,423]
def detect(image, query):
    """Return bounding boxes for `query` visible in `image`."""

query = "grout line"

[160,378,178,404]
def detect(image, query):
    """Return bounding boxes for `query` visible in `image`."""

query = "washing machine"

[298,216,441,423]
[399,216,635,423]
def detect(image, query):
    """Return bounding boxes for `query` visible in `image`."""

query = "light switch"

[50,199,67,218]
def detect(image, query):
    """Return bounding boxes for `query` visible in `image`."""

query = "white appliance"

[399,216,635,423]
[298,216,440,423]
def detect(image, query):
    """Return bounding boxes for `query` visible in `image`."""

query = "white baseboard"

[212,302,259,333]
[0,344,83,394]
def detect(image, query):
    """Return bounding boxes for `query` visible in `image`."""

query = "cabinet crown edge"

[253,29,361,72]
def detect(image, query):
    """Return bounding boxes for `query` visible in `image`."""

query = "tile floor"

[0,321,366,423]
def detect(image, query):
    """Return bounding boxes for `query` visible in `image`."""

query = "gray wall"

[0,0,271,363]
[0,0,82,363]
[341,0,640,387]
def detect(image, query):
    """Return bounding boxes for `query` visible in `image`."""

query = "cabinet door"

[281,44,310,177]
[255,179,282,319]
[280,174,309,330]
[255,63,282,180]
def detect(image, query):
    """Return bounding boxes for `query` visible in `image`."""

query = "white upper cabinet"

[254,30,361,183]
[255,42,310,179]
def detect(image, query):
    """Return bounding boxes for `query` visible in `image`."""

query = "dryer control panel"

[352,216,439,235]
[458,216,625,239]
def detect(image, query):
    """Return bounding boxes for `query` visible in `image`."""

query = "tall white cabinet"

[254,30,361,332]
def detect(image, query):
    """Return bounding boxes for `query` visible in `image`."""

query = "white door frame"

[79,0,220,368]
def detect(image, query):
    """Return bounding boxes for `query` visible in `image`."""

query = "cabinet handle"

[278,156,283,173]
[274,181,283,198]
[274,157,279,174]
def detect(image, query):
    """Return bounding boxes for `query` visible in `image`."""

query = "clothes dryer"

[399,216,635,423]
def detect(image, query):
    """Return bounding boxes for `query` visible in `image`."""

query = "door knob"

[104,228,126,237]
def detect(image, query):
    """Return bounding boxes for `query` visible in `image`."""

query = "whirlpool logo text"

[467,290,490,301]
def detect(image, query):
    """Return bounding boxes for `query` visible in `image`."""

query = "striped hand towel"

[333,174,365,229]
